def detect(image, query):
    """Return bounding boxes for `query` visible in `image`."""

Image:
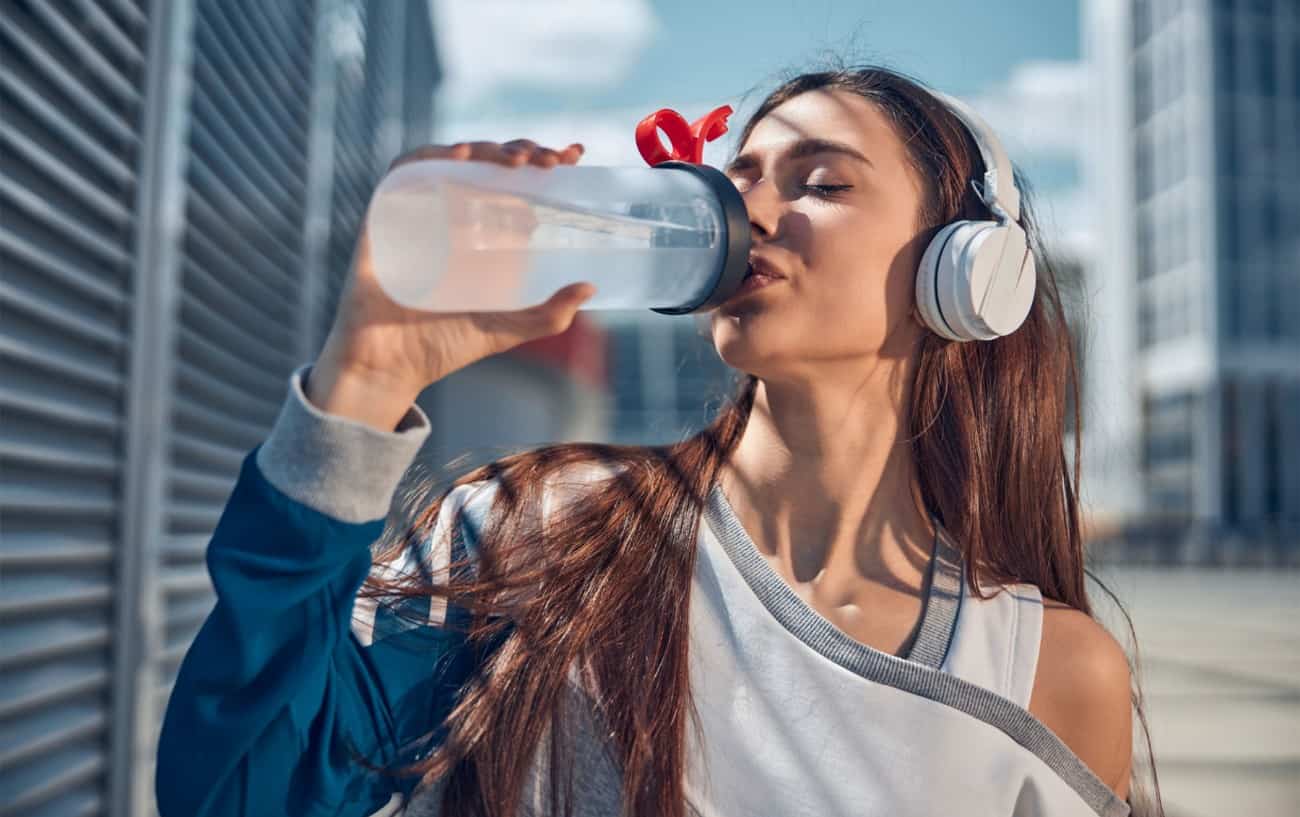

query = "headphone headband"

[931,92,1021,224]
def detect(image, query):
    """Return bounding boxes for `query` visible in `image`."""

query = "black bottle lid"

[648,161,751,315]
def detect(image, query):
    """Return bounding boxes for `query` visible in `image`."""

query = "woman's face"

[710,88,932,380]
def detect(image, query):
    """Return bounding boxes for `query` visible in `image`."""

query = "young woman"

[158,66,1160,817]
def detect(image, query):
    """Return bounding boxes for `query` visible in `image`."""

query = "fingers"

[388,140,585,172]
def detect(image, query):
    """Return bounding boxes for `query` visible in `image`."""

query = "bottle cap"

[635,104,734,166]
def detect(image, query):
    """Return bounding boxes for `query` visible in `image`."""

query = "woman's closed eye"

[802,183,853,197]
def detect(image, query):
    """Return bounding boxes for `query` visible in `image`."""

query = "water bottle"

[363,158,751,314]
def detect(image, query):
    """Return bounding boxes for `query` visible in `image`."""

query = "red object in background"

[635,104,734,166]
[510,313,608,390]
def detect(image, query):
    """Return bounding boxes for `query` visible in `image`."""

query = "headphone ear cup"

[915,220,985,342]
[915,220,1036,342]
[975,223,1036,337]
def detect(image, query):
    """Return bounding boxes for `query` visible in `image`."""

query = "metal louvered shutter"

[1,2,439,814]
[0,2,151,815]
[314,0,434,347]
[136,3,321,811]
[319,0,378,343]
[158,0,316,699]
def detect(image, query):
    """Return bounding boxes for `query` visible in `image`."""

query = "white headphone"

[914,92,1037,342]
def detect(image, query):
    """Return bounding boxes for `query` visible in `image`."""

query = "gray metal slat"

[170,394,272,449]
[244,1,315,98]
[0,336,124,394]
[163,599,214,641]
[0,489,116,519]
[0,675,109,723]
[191,15,305,174]
[190,56,308,192]
[188,122,303,239]
[190,90,300,208]
[0,712,106,772]
[168,432,246,475]
[68,0,145,68]
[179,257,297,347]
[204,1,311,136]
[165,500,222,533]
[333,183,367,228]
[173,357,281,427]
[0,386,121,436]
[262,0,314,55]
[0,69,134,186]
[102,0,147,31]
[0,279,127,352]
[0,626,112,671]
[218,0,312,97]
[0,175,132,268]
[178,289,297,375]
[185,162,301,277]
[0,546,114,569]
[182,201,298,302]
[0,587,114,620]
[167,463,236,505]
[332,159,372,206]
[159,565,213,596]
[0,224,127,309]
[163,533,214,562]
[333,107,375,163]
[0,754,104,817]
[0,438,118,478]
[0,14,138,143]
[27,2,140,103]
[158,638,194,669]
[175,322,285,398]
[0,120,133,227]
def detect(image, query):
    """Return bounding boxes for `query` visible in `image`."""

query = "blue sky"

[430,0,1089,250]
[446,0,1079,115]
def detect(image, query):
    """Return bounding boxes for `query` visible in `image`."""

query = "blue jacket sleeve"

[156,364,490,817]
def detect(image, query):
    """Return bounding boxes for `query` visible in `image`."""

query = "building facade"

[1085,0,1300,557]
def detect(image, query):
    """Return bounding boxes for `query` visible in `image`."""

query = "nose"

[737,177,779,241]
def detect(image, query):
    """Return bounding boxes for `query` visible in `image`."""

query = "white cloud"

[961,60,1091,159]
[960,61,1095,259]
[433,0,661,115]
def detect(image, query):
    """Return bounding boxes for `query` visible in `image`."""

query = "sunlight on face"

[710,88,931,383]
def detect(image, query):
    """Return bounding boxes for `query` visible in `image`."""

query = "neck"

[719,362,935,598]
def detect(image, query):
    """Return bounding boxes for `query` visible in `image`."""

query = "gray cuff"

[255,363,433,523]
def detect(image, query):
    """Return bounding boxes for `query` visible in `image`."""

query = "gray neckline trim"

[904,522,964,668]
[703,483,1129,817]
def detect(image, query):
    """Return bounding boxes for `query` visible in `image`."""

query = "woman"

[158,65,1160,817]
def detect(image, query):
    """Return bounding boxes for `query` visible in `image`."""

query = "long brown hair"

[358,63,1162,817]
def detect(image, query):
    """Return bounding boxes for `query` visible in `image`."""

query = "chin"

[709,314,789,377]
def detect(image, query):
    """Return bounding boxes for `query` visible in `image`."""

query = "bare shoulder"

[1028,599,1133,801]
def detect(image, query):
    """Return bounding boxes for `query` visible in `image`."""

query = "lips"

[745,255,786,280]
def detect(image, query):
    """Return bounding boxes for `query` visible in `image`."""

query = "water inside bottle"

[368,180,724,312]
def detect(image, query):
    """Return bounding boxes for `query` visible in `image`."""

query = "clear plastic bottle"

[363,158,750,314]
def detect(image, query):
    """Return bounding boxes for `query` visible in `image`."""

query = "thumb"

[509,282,598,341]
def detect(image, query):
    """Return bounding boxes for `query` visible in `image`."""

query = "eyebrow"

[723,137,874,174]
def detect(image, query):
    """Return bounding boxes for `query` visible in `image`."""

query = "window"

[1221,380,1239,525]
[1253,27,1277,97]
[1135,55,1154,124]
[1143,390,1197,515]
[1263,382,1281,520]
[1134,0,1152,48]
[1137,208,1156,280]
[1214,17,1235,95]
